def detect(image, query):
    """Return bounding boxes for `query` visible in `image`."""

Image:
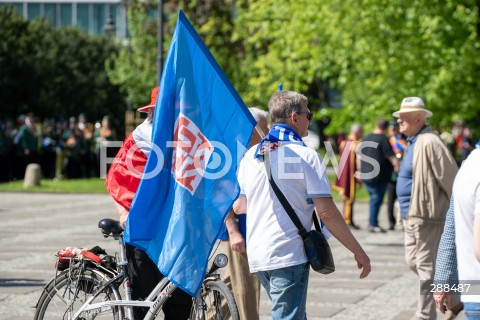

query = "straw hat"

[392,97,432,118]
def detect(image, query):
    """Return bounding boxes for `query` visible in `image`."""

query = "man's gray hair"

[350,123,363,134]
[248,107,269,123]
[268,91,308,124]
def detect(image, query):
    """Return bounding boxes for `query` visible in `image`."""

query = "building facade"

[0,0,128,38]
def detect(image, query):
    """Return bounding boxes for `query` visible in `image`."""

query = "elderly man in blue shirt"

[394,97,458,320]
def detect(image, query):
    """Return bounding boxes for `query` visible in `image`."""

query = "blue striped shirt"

[434,197,458,285]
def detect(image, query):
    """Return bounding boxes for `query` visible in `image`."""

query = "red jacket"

[105,132,148,210]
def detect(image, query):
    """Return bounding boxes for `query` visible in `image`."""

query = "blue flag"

[124,10,255,296]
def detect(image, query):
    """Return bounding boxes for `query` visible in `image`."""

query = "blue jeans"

[363,182,387,227]
[465,303,480,320]
[256,263,309,320]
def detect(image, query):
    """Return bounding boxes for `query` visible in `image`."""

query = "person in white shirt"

[234,91,371,319]
[453,148,480,318]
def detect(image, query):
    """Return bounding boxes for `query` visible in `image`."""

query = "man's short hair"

[268,91,308,124]
[376,118,388,130]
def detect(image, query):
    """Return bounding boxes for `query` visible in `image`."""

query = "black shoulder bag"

[263,153,335,274]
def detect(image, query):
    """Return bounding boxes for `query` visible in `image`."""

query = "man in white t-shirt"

[454,148,480,316]
[235,91,371,319]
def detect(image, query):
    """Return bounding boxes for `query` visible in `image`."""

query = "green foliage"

[107,0,240,110]
[106,1,159,108]
[0,178,107,193]
[231,0,344,109]
[232,0,480,134]
[324,0,480,133]
[108,0,480,136]
[0,7,125,127]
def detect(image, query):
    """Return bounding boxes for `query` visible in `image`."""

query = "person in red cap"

[105,87,192,320]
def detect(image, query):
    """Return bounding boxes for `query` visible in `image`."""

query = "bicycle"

[34,218,239,320]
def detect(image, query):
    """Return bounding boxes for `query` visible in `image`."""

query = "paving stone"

[0,193,462,320]
[309,292,367,304]
[0,284,43,295]
[317,280,384,290]
[307,305,343,318]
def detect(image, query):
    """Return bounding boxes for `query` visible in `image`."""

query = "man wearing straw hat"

[393,97,458,320]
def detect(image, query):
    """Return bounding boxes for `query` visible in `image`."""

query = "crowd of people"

[2,89,478,320]
[105,88,370,320]
[0,107,474,187]
[334,116,477,234]
[332,96,479,320]
[0,113,118,182]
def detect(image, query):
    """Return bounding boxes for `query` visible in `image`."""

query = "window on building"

[44,3,56,27]
[146,7,156,19]
[27,3,41,20]
[93,3,105,35]
[109,5,116,24]
[60,3,72,27]
[76,3,89,32]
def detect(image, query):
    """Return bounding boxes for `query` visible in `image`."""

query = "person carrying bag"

[235,91,371,319]
[264,152,335,274]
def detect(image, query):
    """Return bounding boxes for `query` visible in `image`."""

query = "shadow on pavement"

[0,278,46,287]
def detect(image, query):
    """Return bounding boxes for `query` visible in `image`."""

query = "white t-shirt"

[454,149,480,303]
[132,118,152,157]
[238,142,331,273]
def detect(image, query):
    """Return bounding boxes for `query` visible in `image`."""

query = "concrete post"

[24,163,41,188]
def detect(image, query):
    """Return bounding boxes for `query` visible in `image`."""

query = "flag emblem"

[124,10,256,296]
[172,113,213,194]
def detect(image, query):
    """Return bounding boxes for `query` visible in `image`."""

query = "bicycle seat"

[98,218,123,238]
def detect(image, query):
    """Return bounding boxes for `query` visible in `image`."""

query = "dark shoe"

[388,224,395,231]
[348,223,360,230]
[368,225,387,233]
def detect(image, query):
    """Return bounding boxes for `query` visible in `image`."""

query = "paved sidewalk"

[0,193,465,319]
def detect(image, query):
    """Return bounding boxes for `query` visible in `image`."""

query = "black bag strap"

[263,153,322,239]
[312,212,322,232]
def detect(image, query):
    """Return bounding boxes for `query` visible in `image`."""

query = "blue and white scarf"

[254,124,306,158]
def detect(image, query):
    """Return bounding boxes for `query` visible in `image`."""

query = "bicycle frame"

[56,217,233,320]
[193,273,224,320]
[72,235,179,320]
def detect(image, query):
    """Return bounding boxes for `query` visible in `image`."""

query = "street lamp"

[157,0,163,83]
[103,14,116,37]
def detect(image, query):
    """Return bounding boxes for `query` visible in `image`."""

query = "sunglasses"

[297,111,313,121]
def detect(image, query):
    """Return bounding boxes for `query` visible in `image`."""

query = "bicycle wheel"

[34,268,122,320]
[191,279,239,320]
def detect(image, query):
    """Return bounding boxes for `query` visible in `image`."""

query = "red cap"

[138,87,159,113]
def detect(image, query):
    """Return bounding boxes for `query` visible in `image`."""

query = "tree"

[106,0,159,109]
[107,0,241,110]
[231,0,480,134]
[322,0,480,133]
[107,0,480,137]
[0,7,126,129]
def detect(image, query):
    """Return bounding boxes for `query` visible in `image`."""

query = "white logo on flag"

[171,114,213,194]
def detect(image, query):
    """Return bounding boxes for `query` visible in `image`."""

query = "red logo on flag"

[172,114,213,194]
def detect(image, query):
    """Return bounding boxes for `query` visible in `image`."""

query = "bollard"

[24,163,42,188]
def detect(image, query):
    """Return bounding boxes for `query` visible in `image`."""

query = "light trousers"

[221,241,261,320]
[404,222,444,319]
